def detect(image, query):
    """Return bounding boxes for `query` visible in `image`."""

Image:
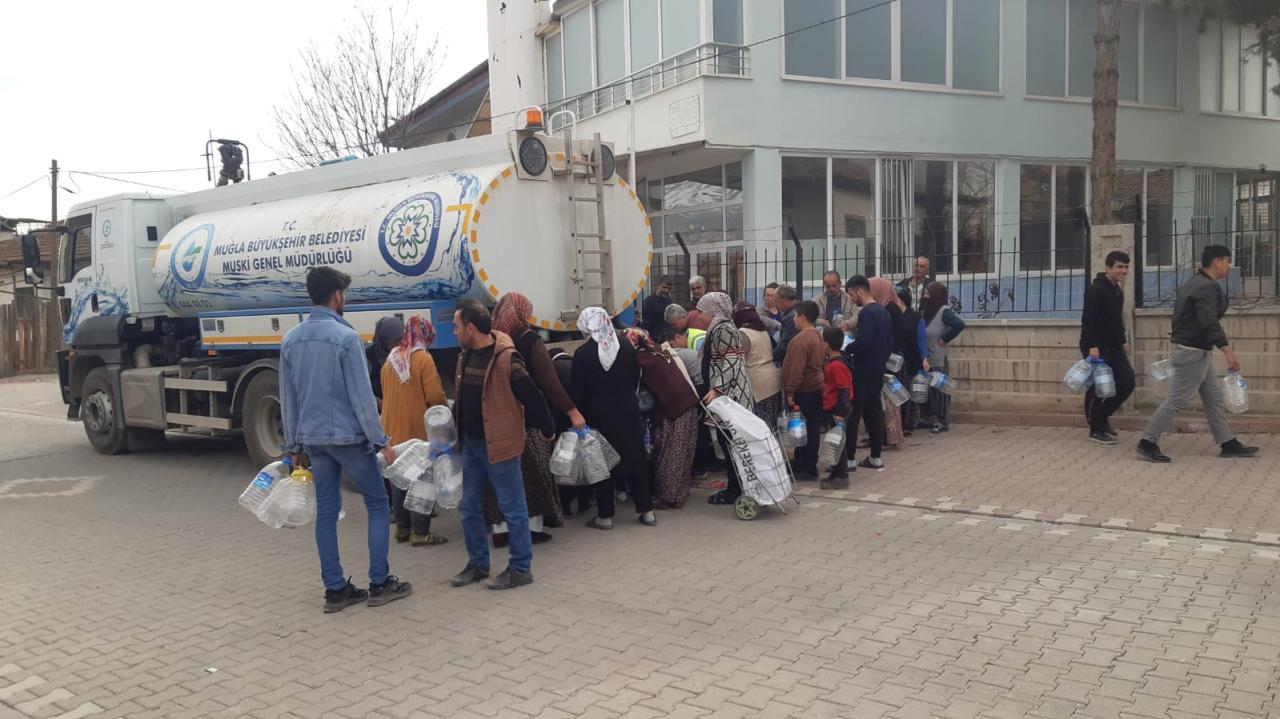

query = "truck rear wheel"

[243,370,285,468]
[81,367,130,455]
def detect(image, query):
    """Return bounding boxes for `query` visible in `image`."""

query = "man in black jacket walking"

[1137,245,1258,463]
[1079,251,1136,444]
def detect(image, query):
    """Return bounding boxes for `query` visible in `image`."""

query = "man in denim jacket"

[281,266,412,613]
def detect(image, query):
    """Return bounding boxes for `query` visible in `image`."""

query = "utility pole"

[50,159,59,225]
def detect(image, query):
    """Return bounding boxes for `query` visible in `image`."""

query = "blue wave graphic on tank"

[63,269,130,342]
[158,172,482,312]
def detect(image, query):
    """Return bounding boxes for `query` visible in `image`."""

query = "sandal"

[586,516,614,530]
[410,533,448,546]
[857,457,883,470]
[931,423,948,434]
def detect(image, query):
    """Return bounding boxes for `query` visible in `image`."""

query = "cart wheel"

[735,496,760,521]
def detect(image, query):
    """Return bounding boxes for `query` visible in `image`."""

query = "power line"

[0,174,48,201]
[68,171,184,193]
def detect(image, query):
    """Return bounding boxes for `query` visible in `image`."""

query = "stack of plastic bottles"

[1223,371,1249,414]
[886,353,904,373]
[785,411,808,447]
[1063,358,1094,393]
[238,457,293,516]
[425,406,463,509]
[579,431,612,483]
[384,439,430,491]
[817,420,846,472]
[550,430,582,478]
[256,467,316,528]
[911,372,929,404]
[882,374,911,406]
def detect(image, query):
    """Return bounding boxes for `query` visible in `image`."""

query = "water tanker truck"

[19,118,653,466]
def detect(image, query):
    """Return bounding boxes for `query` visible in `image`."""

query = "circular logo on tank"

[170,223,215,290]
[379,192,443,276]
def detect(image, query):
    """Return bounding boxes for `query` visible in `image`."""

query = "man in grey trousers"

[1137,245,1259,463]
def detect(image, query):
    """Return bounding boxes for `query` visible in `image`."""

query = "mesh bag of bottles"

[553,428,619,485]
[255,468,316,528]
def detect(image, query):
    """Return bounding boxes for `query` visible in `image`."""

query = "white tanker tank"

[153,145,652,333]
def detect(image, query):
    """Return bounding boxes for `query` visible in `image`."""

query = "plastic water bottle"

[911,372,929,404]
[1063,358,1094,393]
[257,468,316,528]
[1223,371,1249,414]
[1149,359,1173,382]
[238,458,292,515]
[886,353,904,373]
[424,406,457,446]
[786,411,808,447]
[385,439,430,491]
[1092,361,1116,399]
[596,430,622,469]
[929,371,955,395]
[818,420,846,471]
[429,445,464,509]
[403,470,437,515]
[883,374,911,407]
[579,431,612,483]
[550,430,581,477]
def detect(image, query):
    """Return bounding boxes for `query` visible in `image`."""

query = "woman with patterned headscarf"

[623,328,700,509]
[921,282,966,434]
[571,307,655,529]
[483,292,587,545]
[380,315,448,546]
[697,292,756,505]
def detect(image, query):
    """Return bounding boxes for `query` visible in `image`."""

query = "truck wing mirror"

[20,234,45,285]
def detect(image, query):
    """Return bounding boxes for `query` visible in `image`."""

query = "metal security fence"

[1141,226,1279,308]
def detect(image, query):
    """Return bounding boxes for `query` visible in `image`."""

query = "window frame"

[1016,162,1090,276]
[780,0,1004,97]
[1024,0,1181,109]
[648,163,746,290]
[1198,16,1280,120]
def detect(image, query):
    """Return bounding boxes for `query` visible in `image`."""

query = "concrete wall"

[949,308,1280,417]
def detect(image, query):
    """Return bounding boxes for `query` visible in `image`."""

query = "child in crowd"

[820,326,853,490]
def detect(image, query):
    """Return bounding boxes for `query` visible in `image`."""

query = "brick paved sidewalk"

[785,424,1280,544]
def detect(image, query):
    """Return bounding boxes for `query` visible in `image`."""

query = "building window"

[1019,164,1087,272]
[832,158,877,275]
[1199,18,1280,117]
[661,0,699,58]
[648,163,745,293]
[1027,0,1178,107]
[595,0,626,84]
[785,0,1000,92]
[562,9,593,97]
[546,34,564,102]
[630,0,661,70]
[782,157,830,241]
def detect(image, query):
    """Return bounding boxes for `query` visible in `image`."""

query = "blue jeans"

[459,438,532,573]
[306,443,390,591]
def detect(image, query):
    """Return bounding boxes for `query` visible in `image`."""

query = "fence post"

[788,226,803,294]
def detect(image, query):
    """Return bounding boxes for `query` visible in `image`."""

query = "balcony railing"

[547,42,750,131]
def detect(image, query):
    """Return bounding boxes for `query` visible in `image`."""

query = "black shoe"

[794,470,818,482]
[531,531,554,544]
[487,567,533,590]
[323,579,369,614]
[1136,440,1171,463]
[544,515,564,529]
[450,563,490,587]
[1103,424,1119,439]
[368,575,412,607]
[1089,429,1118,445]
[492,532,509,548]
[707,491,739,506]
[1220,439,1260,458]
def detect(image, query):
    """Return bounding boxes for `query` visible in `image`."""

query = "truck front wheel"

[242,370,285,468]
[81,367,130,455]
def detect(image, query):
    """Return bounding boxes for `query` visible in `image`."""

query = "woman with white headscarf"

[697,292,756,505]
[570,307,656,530]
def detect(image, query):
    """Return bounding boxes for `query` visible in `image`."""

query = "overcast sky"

[0,0,488,223]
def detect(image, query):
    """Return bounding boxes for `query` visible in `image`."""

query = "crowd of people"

[279,262,964,610]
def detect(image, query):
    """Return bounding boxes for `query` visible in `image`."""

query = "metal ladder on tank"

[561,122,614,316]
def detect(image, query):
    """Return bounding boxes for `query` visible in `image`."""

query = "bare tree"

[1090,0,1121,225]
[271,3,442,168]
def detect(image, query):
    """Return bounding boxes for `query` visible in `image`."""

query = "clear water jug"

[256,468,316,528]
[1149,359,1173,382]
[929,371,956,395]
[239,458,292,515]
[595,430,622,470]
[1063,358,1094,393]
[883,374,911,407]
[1223,371,1249,414]
[1092,361,1116,399]
[550,430,581,477]
[579,431,612,483]
[911,372,929,404]
[818,421,846,472]
[432,449,464,509]
[403,471,437,515]
[886,353,904,373]
[385,439,430,491]
[786,411,808,447]
[424,405,457,446]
